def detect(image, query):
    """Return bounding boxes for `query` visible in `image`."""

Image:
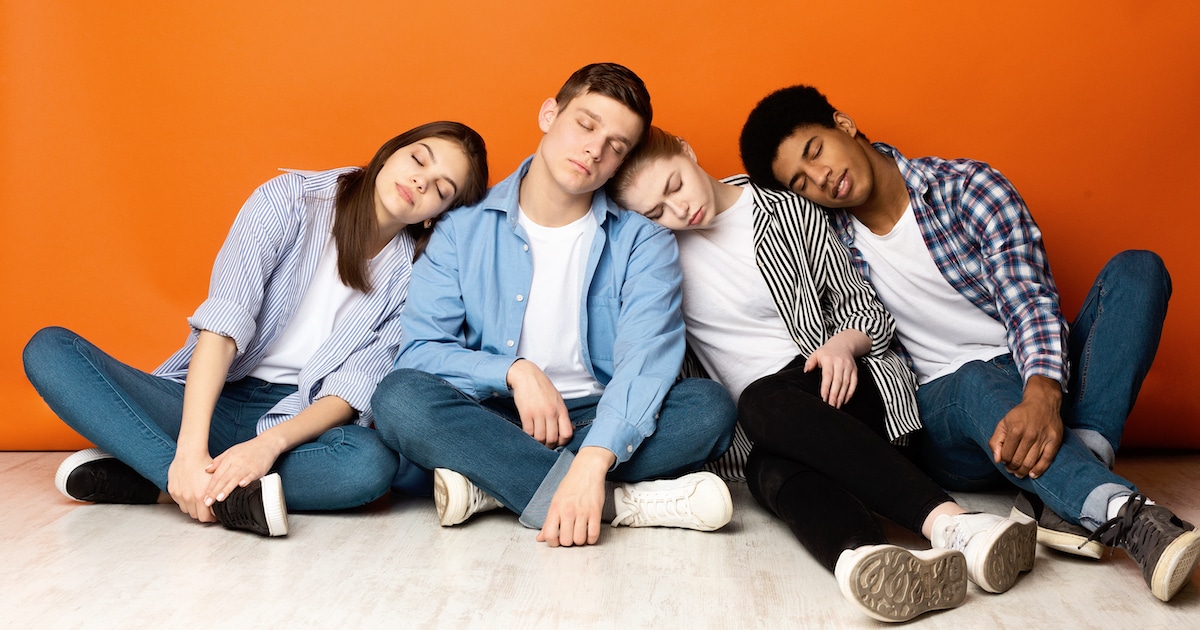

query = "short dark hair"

[556,62,653,146]
[739,85,840,190]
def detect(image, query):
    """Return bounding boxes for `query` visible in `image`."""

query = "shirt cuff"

[581,417,646,467]
[188,297,258,356]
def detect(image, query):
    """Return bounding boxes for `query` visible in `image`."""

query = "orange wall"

[4,1,1198,449]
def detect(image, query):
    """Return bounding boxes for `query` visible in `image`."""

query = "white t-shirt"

[516,208,605,399]
[676,188,797,403]
[250,235,387,385]
[851,204,1008,384]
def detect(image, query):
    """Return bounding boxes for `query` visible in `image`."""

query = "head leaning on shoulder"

[739,85,875,209]
[608,126,738,232]
[334,120,489,291]
[532,62,653,196]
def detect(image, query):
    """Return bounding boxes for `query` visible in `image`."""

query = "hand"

[167,451,217,523]
[988,376,1063,479]
[804,330,870,408]
[203,436,282,506]
[507,359,573,448]
[536,447,615,547]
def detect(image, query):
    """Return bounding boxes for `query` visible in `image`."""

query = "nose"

[411,172,427,192]
[584,139,603,162]
[808,164,830,191]
[667,198,688,217]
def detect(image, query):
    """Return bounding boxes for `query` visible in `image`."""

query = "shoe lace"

[214,486,257,528]
[944,521,972,552]
[1083,493,1150,557]
[612,490,692,527]
[468,485,493,513]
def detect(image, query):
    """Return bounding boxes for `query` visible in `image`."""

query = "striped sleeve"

[188,173,304,355]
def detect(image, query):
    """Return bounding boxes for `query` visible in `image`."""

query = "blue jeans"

[371,368,737,528]
[23,326,399,511]
[916,251,1171,529]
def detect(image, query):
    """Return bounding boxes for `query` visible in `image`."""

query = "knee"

[370,369,441,432]
[670,378,737,437]
[323,426,400,503]
[1105,250,1172,300]
[23,326,77,383]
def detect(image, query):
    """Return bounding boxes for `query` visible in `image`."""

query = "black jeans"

[742,355,952,572]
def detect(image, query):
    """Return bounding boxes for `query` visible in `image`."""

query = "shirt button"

[506,340,514,347]
[626,445,633,453]
[516,294,524,302]
[654,413,660,420]
[523,244,530,252]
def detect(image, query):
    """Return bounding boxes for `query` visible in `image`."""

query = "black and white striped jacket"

[697,176,922,481]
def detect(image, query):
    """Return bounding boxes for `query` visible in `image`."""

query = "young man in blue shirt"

[372,63,737,547]
[739,85,1195,601]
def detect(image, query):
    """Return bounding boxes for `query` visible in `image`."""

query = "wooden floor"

[1,451,1198,628]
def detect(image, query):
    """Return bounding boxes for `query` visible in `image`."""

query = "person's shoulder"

[274,167,357,192]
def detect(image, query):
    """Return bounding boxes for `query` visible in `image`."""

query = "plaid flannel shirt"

[827,143,1068,389]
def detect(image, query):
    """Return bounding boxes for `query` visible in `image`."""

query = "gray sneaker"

[1086,493,1200,601]
[1010,490,1103,559]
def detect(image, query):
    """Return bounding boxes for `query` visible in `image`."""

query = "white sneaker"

[931,512,1036,593]
[610,471,732,531]
[432,468,502,526]
[834,544,967,623]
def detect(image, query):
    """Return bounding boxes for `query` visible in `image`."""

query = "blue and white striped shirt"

[154,168,415,433]
[827,143,1068,388]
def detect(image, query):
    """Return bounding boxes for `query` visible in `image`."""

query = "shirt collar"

[482,156,617,226]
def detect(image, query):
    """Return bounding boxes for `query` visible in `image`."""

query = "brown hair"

[555,63,653,146]
[607,126,686,209]
[333,121,488,292]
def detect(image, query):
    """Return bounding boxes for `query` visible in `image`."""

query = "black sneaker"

[55,448,160,504]
[1010,490,1103,559]
[211,473,289,537]
[1085,493,1200,601]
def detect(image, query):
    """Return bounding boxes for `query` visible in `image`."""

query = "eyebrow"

[786,136,817,190]
[579,107,633,147]
[419,142,459,195]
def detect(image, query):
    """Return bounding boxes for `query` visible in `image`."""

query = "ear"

[679,139,698,162]
[537,98,559,134]
[832,111,858,138]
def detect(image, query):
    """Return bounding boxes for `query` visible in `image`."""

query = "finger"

[804,354,818,373]
[587,512,601,545]
[557,414,574,447]
[1030,440,1061,479]
[519,412,535,438]
[541,514,561,548]
[532,414,547,445]
[988,425,1006,463]
[845,369,858,402]
[543,413,558,447]
[573,511,589,546]
[1007,435,1037,477]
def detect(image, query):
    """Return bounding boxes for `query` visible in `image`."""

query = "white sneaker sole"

[54,448,113,501]
[969,517,1036,593]
[1009,505,1104,559]
[1151,528,1200,602]
[259,473,289,537]
[837,545,967,623]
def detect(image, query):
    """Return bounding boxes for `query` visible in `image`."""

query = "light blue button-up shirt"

[395,157,685,463]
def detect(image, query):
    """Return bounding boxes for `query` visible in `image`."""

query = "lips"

[833,172,848,200]
[396,183,414,205]
[568,159,592,176]
[688,208,705,226]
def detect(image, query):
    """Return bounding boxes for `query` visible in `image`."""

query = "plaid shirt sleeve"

[955,163,1068,388]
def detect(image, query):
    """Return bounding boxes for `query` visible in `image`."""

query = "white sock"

[1107,493,1155,520]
